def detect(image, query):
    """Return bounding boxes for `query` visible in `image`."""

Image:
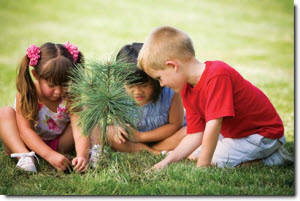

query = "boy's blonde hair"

[138,26,195,71]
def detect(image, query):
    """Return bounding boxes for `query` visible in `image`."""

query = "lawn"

[0,0,295,196]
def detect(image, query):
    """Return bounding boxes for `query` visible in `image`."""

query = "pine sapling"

[68,59,141,152]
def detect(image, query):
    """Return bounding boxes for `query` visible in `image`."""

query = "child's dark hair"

[16,42,84,121]
[116,43,161,102]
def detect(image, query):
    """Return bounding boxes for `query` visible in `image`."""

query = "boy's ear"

[31,69,38,80]
[165,61,179,72]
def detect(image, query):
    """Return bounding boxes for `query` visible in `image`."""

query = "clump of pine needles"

[68,58,141,147]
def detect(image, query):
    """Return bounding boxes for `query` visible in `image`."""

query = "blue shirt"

[137,87,186,132]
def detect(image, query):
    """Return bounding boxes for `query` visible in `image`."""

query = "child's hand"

[111,126,129,144]
[72,156,88,172]
[47,152,71,171]
[153,158,170,171]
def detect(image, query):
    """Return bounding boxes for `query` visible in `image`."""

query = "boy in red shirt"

[137,26,294,168]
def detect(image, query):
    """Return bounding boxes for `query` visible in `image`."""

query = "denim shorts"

[191,134,286,167]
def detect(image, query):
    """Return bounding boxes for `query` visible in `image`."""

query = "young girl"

[107,43,186,154]
[0,42,95,172]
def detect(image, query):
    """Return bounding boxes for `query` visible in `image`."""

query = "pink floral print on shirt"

[47,118,57,130]
[57,106,66,118]
[57,99,67,118]
[42,114,62,133]
[35,97,69,140]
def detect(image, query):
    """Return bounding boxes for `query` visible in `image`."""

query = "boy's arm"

[134,93,184,142]
[153,118,223,170]
[153,131,203,170]
[197,118,223,167]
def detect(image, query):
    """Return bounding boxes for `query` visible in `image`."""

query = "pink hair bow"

[26,44,40,66]
[63,41,79,62]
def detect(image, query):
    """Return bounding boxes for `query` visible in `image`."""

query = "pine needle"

[68,58,141,147]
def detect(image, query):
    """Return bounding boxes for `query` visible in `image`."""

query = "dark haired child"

[107,43,186,154]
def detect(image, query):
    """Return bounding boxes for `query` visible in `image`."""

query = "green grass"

[0,148,295,195]
[0,0,294,196]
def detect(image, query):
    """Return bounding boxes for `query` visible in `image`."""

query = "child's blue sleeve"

[162,87,186,126]
[161,87,174,107]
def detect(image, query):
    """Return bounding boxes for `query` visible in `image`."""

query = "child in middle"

[107,43,186,154]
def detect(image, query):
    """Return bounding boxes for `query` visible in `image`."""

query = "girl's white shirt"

[14,97,70,140]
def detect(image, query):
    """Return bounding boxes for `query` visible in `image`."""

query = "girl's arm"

[70,113,90,172]
[15,93,70,171]
[135,92,184,143]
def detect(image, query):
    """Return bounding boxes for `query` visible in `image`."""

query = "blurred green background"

[0,0,294,139]
[0,0,294,195]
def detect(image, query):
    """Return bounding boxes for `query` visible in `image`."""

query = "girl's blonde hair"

[138,26,195,71]
[16,42,84,121]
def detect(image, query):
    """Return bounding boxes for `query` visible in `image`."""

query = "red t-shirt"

[181,60,284,139]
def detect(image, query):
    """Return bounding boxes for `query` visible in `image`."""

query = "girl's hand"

[47,152,71,171]
[109,125,129,144]
[72,156,88,172]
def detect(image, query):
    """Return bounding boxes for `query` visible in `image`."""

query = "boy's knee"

[0,106,15,119]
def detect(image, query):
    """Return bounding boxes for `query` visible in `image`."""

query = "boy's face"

[125,81,154,106]
[146,66,186,93]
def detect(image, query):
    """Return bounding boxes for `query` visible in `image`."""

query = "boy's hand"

[196,160,213,167]
[152,158,170,170]
[47,152,71,171]
[72,156,88,172]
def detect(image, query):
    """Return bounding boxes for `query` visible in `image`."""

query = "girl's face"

[38,79,67,101]
[125,81,154,106]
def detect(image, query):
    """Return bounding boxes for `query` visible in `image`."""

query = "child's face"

[125,81,154,106]
[38,79,67,101]
[146,67,186,93]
